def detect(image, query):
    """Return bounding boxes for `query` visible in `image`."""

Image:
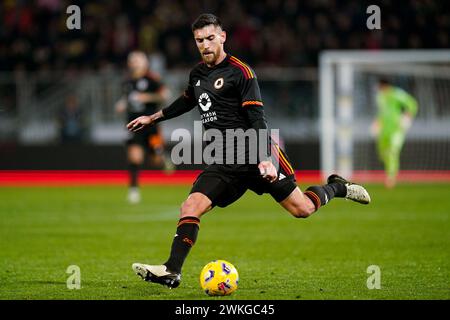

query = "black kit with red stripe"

[185,54,265,133]
[159,53,297,206]
[163,54,293,166]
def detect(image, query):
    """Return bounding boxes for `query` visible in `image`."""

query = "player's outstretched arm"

[127,94,196,132]
[127,110,163,132]
[236,64,276,182]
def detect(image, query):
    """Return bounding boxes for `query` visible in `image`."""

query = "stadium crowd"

[0,0,448,72]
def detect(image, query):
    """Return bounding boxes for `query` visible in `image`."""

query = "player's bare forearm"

[127,110,164,132]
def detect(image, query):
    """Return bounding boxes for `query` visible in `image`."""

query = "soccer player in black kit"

[128,14,371,288]
[115,51,172,204]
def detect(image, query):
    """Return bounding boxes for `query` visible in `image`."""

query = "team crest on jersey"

[198,92,212,111]
[137,78,148,91]
[214,77,224,89]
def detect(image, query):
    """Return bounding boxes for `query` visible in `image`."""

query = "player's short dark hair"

[191,13,222,32]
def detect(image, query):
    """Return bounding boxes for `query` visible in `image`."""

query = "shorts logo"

[214,78,224,89]
[199,92,212,111]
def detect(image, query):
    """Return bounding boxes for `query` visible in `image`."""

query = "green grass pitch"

[0,183,449,300]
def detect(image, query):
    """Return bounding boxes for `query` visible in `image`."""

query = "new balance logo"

[195,80,200,86]
[279,173,286,180]
[324,194,329,204]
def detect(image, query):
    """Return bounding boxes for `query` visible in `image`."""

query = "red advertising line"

[0,170,201,186]
[0,170,449,186]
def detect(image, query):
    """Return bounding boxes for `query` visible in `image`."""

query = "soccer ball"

[199,260,239,296]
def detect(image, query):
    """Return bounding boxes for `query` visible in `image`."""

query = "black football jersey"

[181,54,268,164]
[184,54,265,132]
[122,71,164,122]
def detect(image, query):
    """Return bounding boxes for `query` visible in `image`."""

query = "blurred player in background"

[115,51,173,204]
[372,79,418,188]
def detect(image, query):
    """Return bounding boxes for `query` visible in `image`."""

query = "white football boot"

[132,263,181,288]
[127,187,141,204]
[327,174,371,204]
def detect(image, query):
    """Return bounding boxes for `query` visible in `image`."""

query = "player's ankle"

[327,182,347,198]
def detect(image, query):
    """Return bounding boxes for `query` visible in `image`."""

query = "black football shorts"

[190,161,297,208]
[126,125,163,152]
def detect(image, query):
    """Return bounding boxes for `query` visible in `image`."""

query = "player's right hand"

[127,115,153,132]
[258,160,278,183]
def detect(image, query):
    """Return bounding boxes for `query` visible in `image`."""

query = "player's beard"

[202,49,218,66]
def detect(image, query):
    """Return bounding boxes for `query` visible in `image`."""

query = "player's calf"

[288,203,316,219]
[280,188,316,218]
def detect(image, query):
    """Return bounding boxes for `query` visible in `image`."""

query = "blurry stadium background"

[0,0,449,300]
[1,0,449,177]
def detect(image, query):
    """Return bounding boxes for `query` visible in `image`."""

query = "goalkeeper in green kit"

[372,79,418,188]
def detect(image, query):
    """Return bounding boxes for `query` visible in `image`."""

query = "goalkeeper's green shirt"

[376,87,418,135]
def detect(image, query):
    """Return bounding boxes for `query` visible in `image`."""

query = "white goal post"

[319,50,450,181]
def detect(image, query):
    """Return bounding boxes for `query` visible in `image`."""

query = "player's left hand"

[258,160,278,183]
[127,115,153,132]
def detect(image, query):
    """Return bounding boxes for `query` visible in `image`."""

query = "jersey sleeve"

[182,70,197,107]
[235,66,271,161]
[236,68,263,108]
[235,68,267,129]
[160,70,197,121]
[394,88,418,117]
[145,72,166,94]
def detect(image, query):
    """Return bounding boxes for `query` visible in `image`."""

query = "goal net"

[319,50,450,182]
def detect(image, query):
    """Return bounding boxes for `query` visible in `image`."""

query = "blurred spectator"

[58,94,86,144]
[0,0,448,72]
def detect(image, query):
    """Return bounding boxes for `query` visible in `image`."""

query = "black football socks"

[164,216,200,274]
[304,182,347,211]
[129,163,139,187]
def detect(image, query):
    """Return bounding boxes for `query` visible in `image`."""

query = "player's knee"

[180,197,208,219]
[289,203,315,219]
[128,146,144,164]
[180,200,198,217]
[181,192,212,218]
[128,153,143,165]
